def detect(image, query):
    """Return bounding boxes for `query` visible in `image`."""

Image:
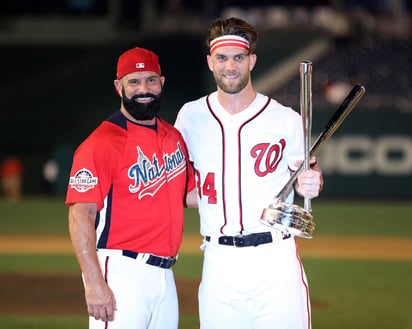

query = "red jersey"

[1,157,23,177]
[66,111,195,257]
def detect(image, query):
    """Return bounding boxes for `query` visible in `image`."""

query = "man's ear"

[114,79,122,95]
[249,53,257,72]
[206,55,213,72]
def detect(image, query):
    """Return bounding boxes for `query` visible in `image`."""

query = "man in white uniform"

[175,17,323,329]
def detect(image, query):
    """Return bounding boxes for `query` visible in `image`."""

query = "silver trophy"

[260,62,366,239]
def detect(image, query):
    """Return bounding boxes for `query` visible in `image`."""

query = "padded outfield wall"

[311,111,412,198]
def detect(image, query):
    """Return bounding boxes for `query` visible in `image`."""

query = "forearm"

[185,188,198,208]
[68,202,117,321]
[68,203,105,287]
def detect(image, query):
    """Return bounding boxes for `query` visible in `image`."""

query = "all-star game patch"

[69,168,98,192]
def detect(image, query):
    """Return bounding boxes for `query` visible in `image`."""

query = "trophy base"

[260,202,315,239]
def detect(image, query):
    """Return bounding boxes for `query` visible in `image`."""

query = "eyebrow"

[127,75,159,82]
[214,51,247,58]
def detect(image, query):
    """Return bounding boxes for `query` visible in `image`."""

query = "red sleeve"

[66,123,124,210]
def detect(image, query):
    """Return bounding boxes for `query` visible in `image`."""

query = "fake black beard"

[122,89,163,121]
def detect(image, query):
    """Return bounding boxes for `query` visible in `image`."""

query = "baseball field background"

[0,197,411,329]
[1,1,411,328]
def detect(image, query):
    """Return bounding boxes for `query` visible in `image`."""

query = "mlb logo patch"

[136,63,145,69]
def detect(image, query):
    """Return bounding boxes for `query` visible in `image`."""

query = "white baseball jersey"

[175,92,304,237]
[176,92,311,329]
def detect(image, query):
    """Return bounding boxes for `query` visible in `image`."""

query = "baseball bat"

[300,61,312,211]
[274,84,366,202]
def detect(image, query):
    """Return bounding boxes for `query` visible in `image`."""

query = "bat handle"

[300,61,312,211]
[274,84,366,203]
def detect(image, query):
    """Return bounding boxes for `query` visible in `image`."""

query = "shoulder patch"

[69,168,98,192]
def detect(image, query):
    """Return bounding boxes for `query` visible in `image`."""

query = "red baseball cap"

[116,47,161,80]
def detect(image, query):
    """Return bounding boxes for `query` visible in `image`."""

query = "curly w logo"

[251,139,286,177]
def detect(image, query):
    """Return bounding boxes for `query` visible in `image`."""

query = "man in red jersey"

[0,156,24,201]
[66,47,197,329]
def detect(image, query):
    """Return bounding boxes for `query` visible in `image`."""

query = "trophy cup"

[259,62,366,239]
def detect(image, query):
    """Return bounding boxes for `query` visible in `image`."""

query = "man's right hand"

[86,282,117,322]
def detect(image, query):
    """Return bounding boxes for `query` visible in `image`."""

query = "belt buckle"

[234,235,245,247]
[158,257,167,268]
[158,256,176,269]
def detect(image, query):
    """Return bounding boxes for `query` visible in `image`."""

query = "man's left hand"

[294,158,323,199]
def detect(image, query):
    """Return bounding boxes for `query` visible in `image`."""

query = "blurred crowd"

[0,0,410,38]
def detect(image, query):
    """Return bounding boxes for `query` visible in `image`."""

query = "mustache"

[131,93,160,101]
[121,88,163,121]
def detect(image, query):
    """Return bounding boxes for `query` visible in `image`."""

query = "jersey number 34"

[195,170,217,204]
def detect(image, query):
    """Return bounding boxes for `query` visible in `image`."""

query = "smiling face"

[207,46,256,95]
[114,71,165,122]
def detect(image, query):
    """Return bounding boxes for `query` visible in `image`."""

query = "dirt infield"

[1,234,412,260]
[0,234,411,316]
[0,272,198,316]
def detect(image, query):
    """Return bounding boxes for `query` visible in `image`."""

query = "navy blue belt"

[206,232,290,247]
[122,250,177,269]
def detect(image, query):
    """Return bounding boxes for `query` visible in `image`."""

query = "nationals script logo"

[251,139,286,177]
[128,143,186,199]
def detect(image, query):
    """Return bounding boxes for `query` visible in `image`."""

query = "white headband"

[210,35,250,54]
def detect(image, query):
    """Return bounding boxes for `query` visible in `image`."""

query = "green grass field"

[0,197,411,329]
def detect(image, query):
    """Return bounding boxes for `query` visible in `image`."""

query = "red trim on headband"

[210,35,250,54]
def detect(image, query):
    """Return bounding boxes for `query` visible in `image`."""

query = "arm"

[294,157,323,199]
[185,187,198,208]
[68,202,117,322]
